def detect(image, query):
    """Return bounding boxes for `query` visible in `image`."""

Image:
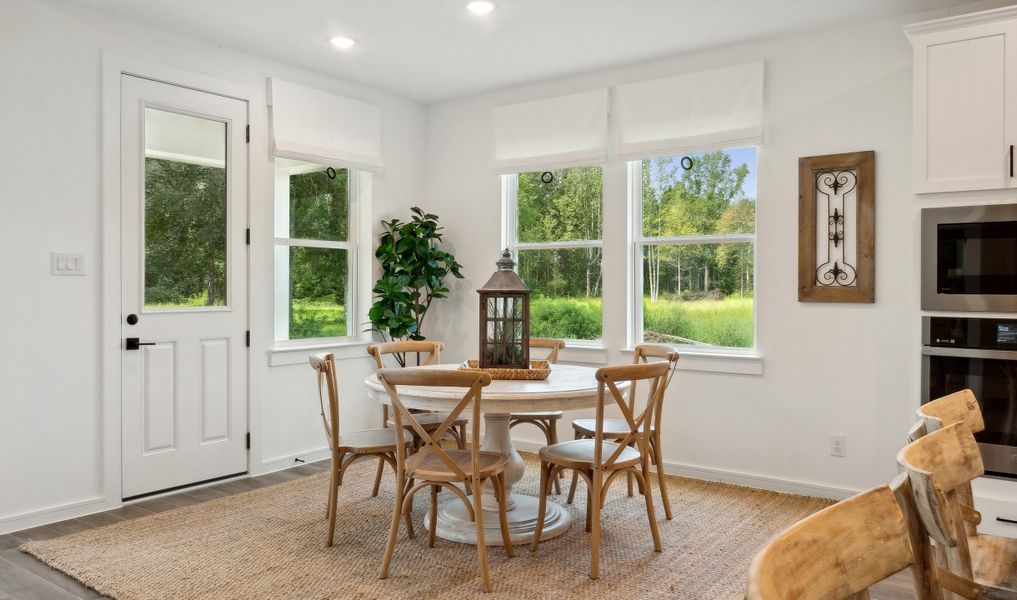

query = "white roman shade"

[268,78,384,172]
[492,88,608,174]
[615,62,764,160]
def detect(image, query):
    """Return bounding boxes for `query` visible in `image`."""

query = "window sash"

[273,166,359,343]
[628,159,757,352]
[503,172,605,344]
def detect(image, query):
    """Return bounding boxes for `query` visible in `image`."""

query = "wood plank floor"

[0,460,915,599]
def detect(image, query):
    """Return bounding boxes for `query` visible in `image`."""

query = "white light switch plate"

[51,252,86,276]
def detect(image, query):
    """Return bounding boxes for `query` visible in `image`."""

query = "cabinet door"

[913,21,1017,193]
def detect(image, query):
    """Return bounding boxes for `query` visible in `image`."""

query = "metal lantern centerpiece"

[478,249,530,369]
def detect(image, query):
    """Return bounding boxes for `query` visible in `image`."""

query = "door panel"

[121,75,248,498]
[143,343,176,453]
[199,338,231,443]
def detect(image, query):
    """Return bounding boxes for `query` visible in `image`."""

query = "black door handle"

[125,337,156,350]
[1010,144,1013,178]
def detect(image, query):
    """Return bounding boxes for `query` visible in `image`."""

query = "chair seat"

[970,533,1017,590]
[410,449,509,482]
[387,412,467,430]
[572,418,652,438]
[539,439,642,470]
[338,428,404,453]
[512,411,563,420]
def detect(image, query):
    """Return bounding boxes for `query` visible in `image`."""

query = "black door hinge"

[245,124,250,143]
[245,330,250,347]
[245,228,250,245]
[246,432,251,449]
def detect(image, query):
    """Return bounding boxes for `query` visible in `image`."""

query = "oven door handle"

[922,346,1017,360]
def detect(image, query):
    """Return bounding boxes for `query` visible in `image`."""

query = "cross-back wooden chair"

[898,422,1017,599]
[367,341,466,491]
[748,480,945,600]
[531,361,669,580]
[909,389,985,537]
[377,368,513,593]
[509,338,567,494]
[310,353,403,547]
[567,344,679,519]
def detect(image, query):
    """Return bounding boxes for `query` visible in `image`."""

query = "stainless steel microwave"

[922,204,1017,312]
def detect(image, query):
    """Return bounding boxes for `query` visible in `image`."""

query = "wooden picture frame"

[798,151,875,303]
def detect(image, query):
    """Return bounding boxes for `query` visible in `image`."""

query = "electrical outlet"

[830,434,846,458]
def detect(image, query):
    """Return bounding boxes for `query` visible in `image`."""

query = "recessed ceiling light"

[467,1,495,15]
[329,36,357,50]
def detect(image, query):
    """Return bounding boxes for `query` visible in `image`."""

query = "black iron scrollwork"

[680,156,694,171]
[540,171,555,190]
[325,167,337,180]
[814,170,858,287]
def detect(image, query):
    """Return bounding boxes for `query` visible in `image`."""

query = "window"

[632,147,756,350]
[274,158,357,341]
[504,166,603,342]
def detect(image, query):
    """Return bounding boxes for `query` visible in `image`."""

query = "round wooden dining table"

[364,363,628,546]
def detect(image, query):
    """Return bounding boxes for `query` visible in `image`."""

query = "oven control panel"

[926,316,1017,349]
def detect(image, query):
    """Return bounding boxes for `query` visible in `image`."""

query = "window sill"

[557,342,607,365]
[268,339,372,367]
[621,347,763,375]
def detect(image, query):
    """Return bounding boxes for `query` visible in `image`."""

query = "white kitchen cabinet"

[906,7,1017,194]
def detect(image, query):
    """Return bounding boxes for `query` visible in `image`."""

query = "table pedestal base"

[424,494,570,546]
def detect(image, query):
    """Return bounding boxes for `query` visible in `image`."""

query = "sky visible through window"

[647,147,757,201]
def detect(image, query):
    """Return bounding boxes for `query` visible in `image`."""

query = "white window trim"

[501,172,605,345]
[627,158,759,358]
[271,163,371,350]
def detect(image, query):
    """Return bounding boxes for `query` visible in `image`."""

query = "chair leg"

[566,430,582,504]
[531,461,552,552]
[653,435,673,520]
[473,477,492,593]
[548,422,561,496]
[457,424,467,449]
[372,456,385,498]
[494,473,514,557]
[590,470,602,580]
[403,478,416,540]
[326,455,339,547]
[379,475,404,579]
[585,479,592,533]
[428,485,438,548]
[640,462,662,552]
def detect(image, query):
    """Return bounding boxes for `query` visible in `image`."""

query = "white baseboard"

[254,447,331,476]
[0,495,112,535]
[511,438,858,501]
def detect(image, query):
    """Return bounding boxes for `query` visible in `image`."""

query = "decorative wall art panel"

[798,151,875,302]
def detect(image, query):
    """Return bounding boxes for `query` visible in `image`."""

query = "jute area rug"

[23,455,830,599]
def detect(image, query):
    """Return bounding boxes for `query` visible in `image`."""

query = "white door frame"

[101,52,259,504]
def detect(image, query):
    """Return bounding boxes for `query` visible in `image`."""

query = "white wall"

[0,0,426,532]
[422,7,999,498]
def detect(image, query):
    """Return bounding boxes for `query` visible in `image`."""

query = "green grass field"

[531,295,753,348]
[146,294,346,339]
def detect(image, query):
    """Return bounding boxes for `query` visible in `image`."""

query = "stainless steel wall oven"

[922,316,1017,478]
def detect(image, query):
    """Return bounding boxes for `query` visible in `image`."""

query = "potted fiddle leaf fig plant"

[368,207,464,366]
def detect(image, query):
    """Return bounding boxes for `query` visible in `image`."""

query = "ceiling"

[63,0,973,103]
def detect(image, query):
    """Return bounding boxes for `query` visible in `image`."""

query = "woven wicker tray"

[459,359,551,380]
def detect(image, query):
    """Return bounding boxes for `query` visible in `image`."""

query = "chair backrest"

[529,338,566,364]
[367,340,444,369]
[377,368,491,483]
[898,423,984,550]
[592,362,671,470]
[309,352,341,453]
[629,344,679,431]
[917,389,984,436]
[748,484,944,600]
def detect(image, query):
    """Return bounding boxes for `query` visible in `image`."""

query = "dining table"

[364,362,629,546]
